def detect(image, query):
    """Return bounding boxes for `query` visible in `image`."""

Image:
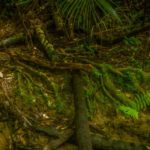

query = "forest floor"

[0,8,150,150]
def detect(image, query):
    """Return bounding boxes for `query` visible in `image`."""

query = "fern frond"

[118,105,139,119]
[134,91,150,110]
[118,92,150,119]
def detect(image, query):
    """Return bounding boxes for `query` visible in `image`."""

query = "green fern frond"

[134,91,150,110]
[118,105,139,119]
[118,92,150,119]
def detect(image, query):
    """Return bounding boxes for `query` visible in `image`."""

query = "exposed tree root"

[0,33,26,49]
[30,127,150,150]
[49,129,73,150]
[34,23,55,60]
[48,0,64,32]
[12,53,93,72]
[94,23,150,46]
[10,53,150,118]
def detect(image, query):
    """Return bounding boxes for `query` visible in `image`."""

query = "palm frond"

[57,0,120,31]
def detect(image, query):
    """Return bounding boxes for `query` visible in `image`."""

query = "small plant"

[117,105,139,119]
[123,37,141,47]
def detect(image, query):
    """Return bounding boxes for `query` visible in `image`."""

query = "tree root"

[12,54,150,117]
[0,33,26,49]
[34,24,55,60]
[12,53,93,72]
[15,61,54,91]
[48,0,64,32]
[93,23,150,46]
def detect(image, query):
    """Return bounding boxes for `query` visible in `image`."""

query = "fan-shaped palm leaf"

[57,0,120,31]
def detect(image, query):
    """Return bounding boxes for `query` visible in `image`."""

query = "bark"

[49,129,73,150]
[72,71,93,150]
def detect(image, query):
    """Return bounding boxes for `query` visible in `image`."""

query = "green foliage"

[57,0,120,31]
[134,92,150,110]
[92,67,102,78]
[123,37,141,47]
[114,71,141,92]
[118,105,139,119]
[66,44,96,55]
[90,65,150,119]
[15,68,49,106]
[51,82,64,113]
[118,91,150,119]
[83,75,99,118]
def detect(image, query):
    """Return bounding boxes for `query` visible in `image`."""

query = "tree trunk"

[72,71,93,150]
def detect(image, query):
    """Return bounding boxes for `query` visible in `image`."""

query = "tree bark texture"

[72,71,93,150]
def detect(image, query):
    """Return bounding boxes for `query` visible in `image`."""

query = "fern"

[118,92,150,119]
[134,91,150,110]
[118,105,139,119]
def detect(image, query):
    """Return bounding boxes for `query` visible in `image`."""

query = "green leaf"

[118,105,139,119]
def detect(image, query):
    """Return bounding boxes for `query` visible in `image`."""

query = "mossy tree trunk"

[72,71,93,150]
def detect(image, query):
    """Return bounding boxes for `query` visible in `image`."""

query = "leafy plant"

[118,91,150,119]
[90,65,150,119]
[118,105,139,119]
[134,91,150,110]
[123,37,141,47]
[57,0,120,31]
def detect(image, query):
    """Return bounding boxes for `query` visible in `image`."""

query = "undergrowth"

[90,65,150,119]
[13,63,150,120]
